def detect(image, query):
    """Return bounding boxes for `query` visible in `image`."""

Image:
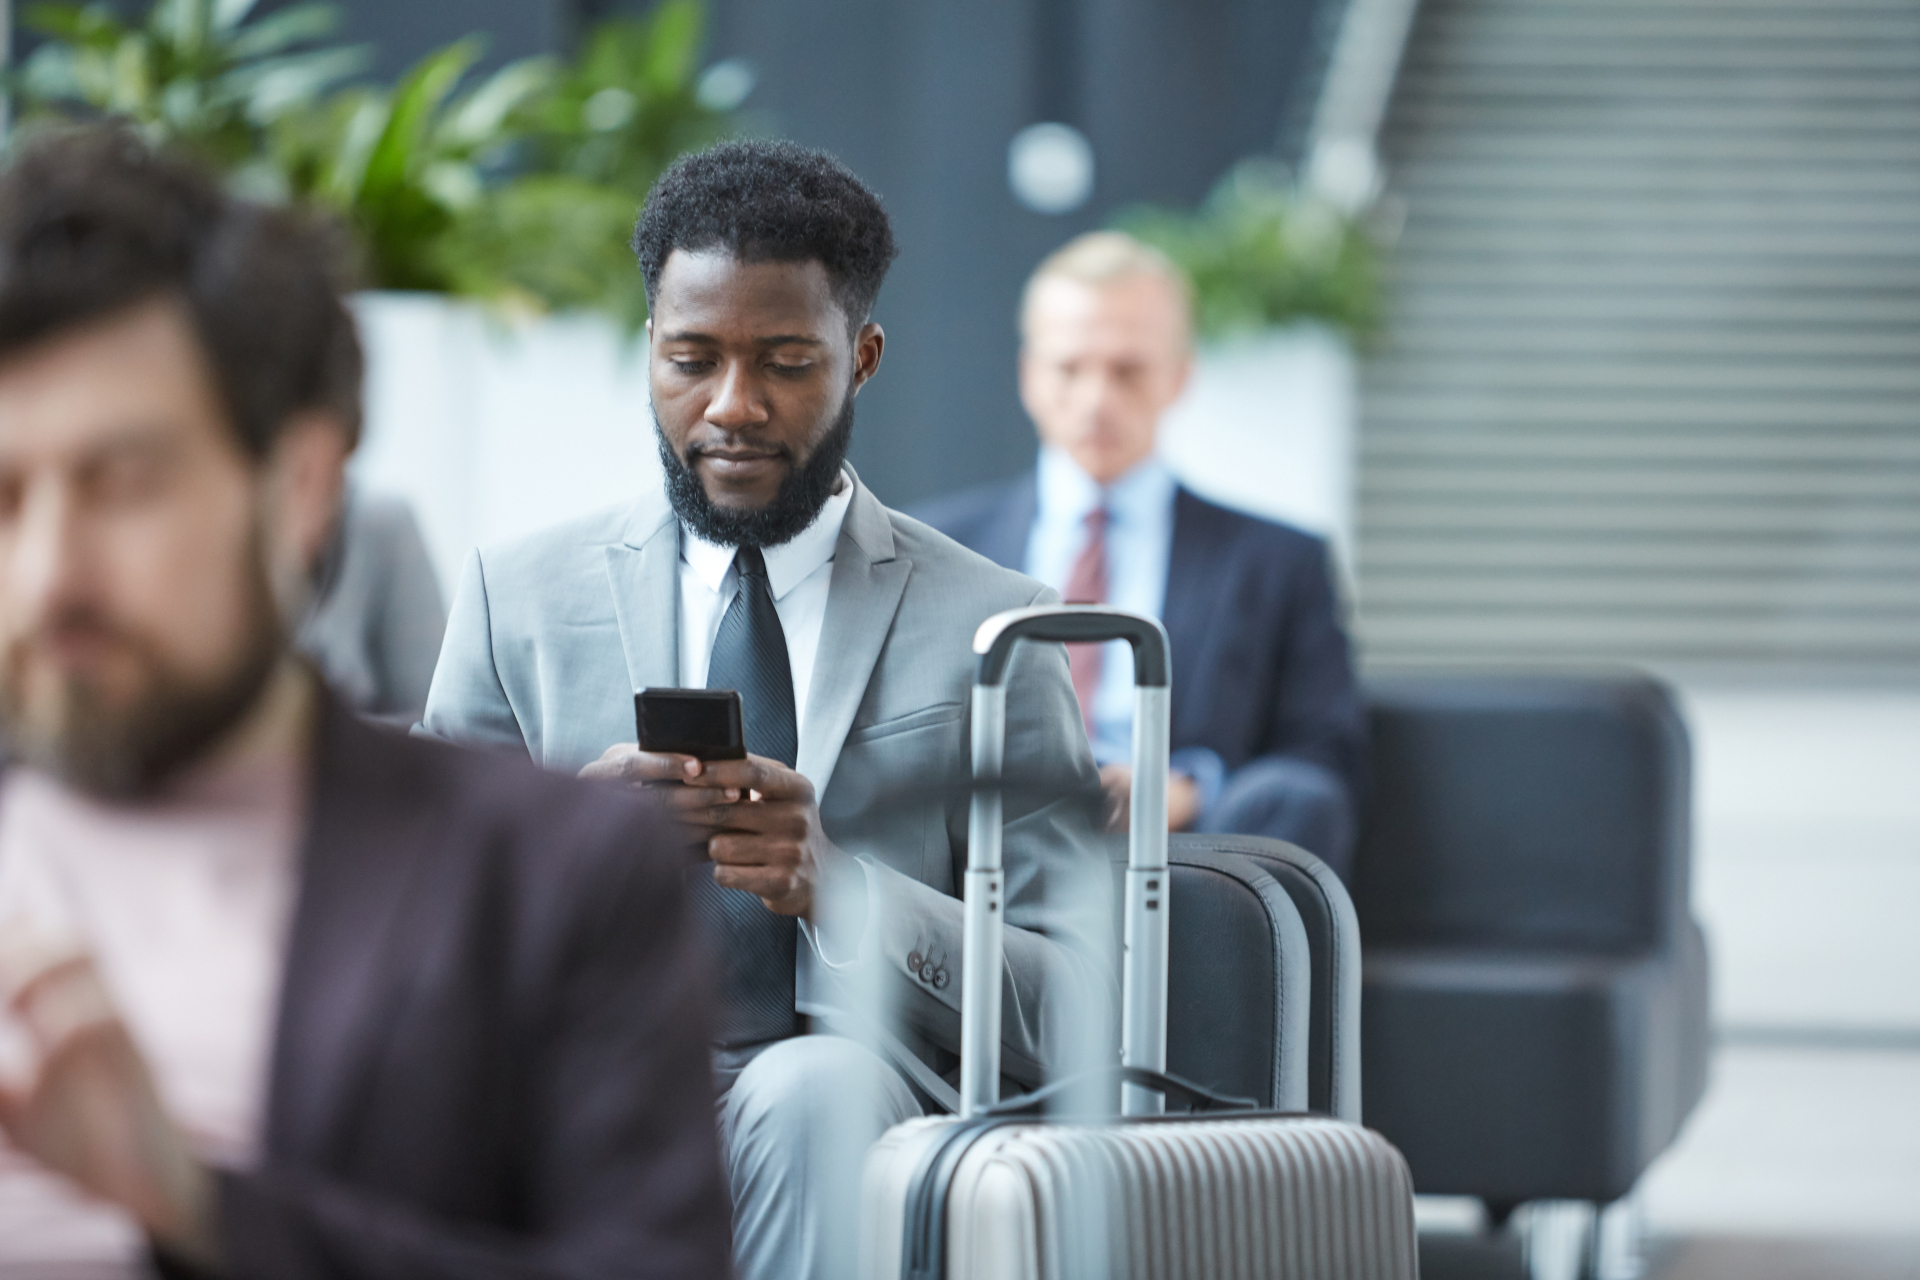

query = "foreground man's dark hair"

[0,124,363,454]
[632,138,899,328]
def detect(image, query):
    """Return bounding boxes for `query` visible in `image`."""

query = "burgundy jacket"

[165,695,730,1279]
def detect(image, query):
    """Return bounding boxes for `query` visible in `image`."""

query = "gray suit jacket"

[297,489,448,723]
[419,473,1113,1089]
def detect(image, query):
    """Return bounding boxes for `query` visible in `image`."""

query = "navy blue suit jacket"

[913,472,1367,808]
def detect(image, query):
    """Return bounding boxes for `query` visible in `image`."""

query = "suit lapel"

[604,495,681,694]
[267,695,441,1163]
[1162,487,1218,731]
[799,476,910,796]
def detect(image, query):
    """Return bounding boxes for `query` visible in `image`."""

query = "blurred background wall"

[702,0,1328,505]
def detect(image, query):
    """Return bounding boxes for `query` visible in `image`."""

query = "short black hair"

[632,139,898,328]
[0,125,363,456]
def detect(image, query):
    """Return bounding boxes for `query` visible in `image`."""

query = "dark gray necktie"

[696,545,800,1049]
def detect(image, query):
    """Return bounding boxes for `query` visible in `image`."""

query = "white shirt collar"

[1036,447,1176,527]
[681,470,855,601]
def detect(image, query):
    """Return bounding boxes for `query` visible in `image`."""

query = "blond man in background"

[916,231,1367,877]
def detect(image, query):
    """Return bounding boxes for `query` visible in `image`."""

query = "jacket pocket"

[844,701,965,744]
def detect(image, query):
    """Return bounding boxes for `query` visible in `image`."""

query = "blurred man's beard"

[0,538,285,801]
[657,388,855,549]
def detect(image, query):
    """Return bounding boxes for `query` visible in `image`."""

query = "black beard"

[0,529,285,801]
[657,389,856,549]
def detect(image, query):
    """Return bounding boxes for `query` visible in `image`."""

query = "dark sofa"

[1352,673,1712,1212]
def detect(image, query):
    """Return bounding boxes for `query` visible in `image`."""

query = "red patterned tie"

[1064,507,1109,736]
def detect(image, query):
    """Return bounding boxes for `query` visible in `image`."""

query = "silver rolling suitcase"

[858,605,1419,1280]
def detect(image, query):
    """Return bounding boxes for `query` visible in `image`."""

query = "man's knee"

[722,1035,919,1160]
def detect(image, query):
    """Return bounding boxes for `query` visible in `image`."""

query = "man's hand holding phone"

[581,746,850,920]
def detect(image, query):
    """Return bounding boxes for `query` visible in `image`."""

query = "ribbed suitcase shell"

[862,1113,1418,1280]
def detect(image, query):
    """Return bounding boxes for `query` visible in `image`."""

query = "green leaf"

[1115,161,1380,341]
[441,55,554,149]
[212,0,263,33]
[436,173,645,321]
[640,0,703,94]
[225,45,369,122]
[357,38,481,205]
[107,35,155,115]
[21,3,128,47]
[15,45,88,102]
[64,44,120,104]
[320,92,392,203]
[419,159,482,211]
[225,2,341,59]
[151,0,210,57]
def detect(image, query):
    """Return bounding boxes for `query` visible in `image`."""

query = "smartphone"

[634,687,746,760]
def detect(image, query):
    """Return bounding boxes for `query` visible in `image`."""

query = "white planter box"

[1155,324,1358,577]
[350,297,1359,595]
[349,292,663,594]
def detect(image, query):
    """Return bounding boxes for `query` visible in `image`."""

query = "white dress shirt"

[1024,448,1177,766]
[0,754,305,1274]
[676,475,854,749]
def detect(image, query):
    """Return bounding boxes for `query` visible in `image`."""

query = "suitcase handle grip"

[972,605,1169,688]
[987,1065,1258,1118]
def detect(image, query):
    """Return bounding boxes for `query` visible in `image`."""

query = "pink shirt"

[0,751,305,1273]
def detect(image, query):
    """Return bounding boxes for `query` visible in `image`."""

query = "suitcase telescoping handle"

[963,606,1172,1120]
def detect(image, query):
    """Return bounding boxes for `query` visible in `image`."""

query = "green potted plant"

[1118,160,1379,342]
[9,0,370,187]
[10,0,744,326]
[1115,162,1383,567]
[6,0,750,590]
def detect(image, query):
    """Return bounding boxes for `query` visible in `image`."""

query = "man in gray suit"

[420,141,1112,1280]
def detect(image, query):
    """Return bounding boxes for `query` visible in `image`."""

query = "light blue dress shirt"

[1023,449,1225,805]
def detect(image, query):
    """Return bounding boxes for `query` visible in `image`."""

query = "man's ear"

[262,412,351,583]
[852,322,885,393]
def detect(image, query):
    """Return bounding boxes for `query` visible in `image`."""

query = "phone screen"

[635,688,746,760]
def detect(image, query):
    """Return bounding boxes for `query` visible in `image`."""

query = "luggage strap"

[900,1066,1259,1280]
[795,1001,962,1115]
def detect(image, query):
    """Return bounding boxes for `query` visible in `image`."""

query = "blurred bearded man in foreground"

[0,128,729,1279]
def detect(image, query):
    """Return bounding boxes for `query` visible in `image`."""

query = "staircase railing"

[1302,0,1422,212]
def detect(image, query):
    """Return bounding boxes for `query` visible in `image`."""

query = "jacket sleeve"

[365,499,449,723]
[208,795,731,1280]
[843,583,1117,1088]
[417,550,531,756]
[1249,538,1368,807]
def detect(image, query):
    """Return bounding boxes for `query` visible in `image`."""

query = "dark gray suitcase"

[1172,833,1365,1121]
[1164,847,1311,1112]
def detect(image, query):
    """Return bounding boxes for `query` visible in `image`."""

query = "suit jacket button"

[919,961,937,983]
[933,968,950,990]
[908,951,924,972]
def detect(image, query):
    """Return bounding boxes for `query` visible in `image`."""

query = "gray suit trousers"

[720,1036,921,1280]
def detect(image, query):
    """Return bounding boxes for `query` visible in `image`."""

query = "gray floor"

[1651,1237,1920,1280]
[1678,688,1920,1037]
[1421,1232,1920,1280]
[1638,1041,1920,1240]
